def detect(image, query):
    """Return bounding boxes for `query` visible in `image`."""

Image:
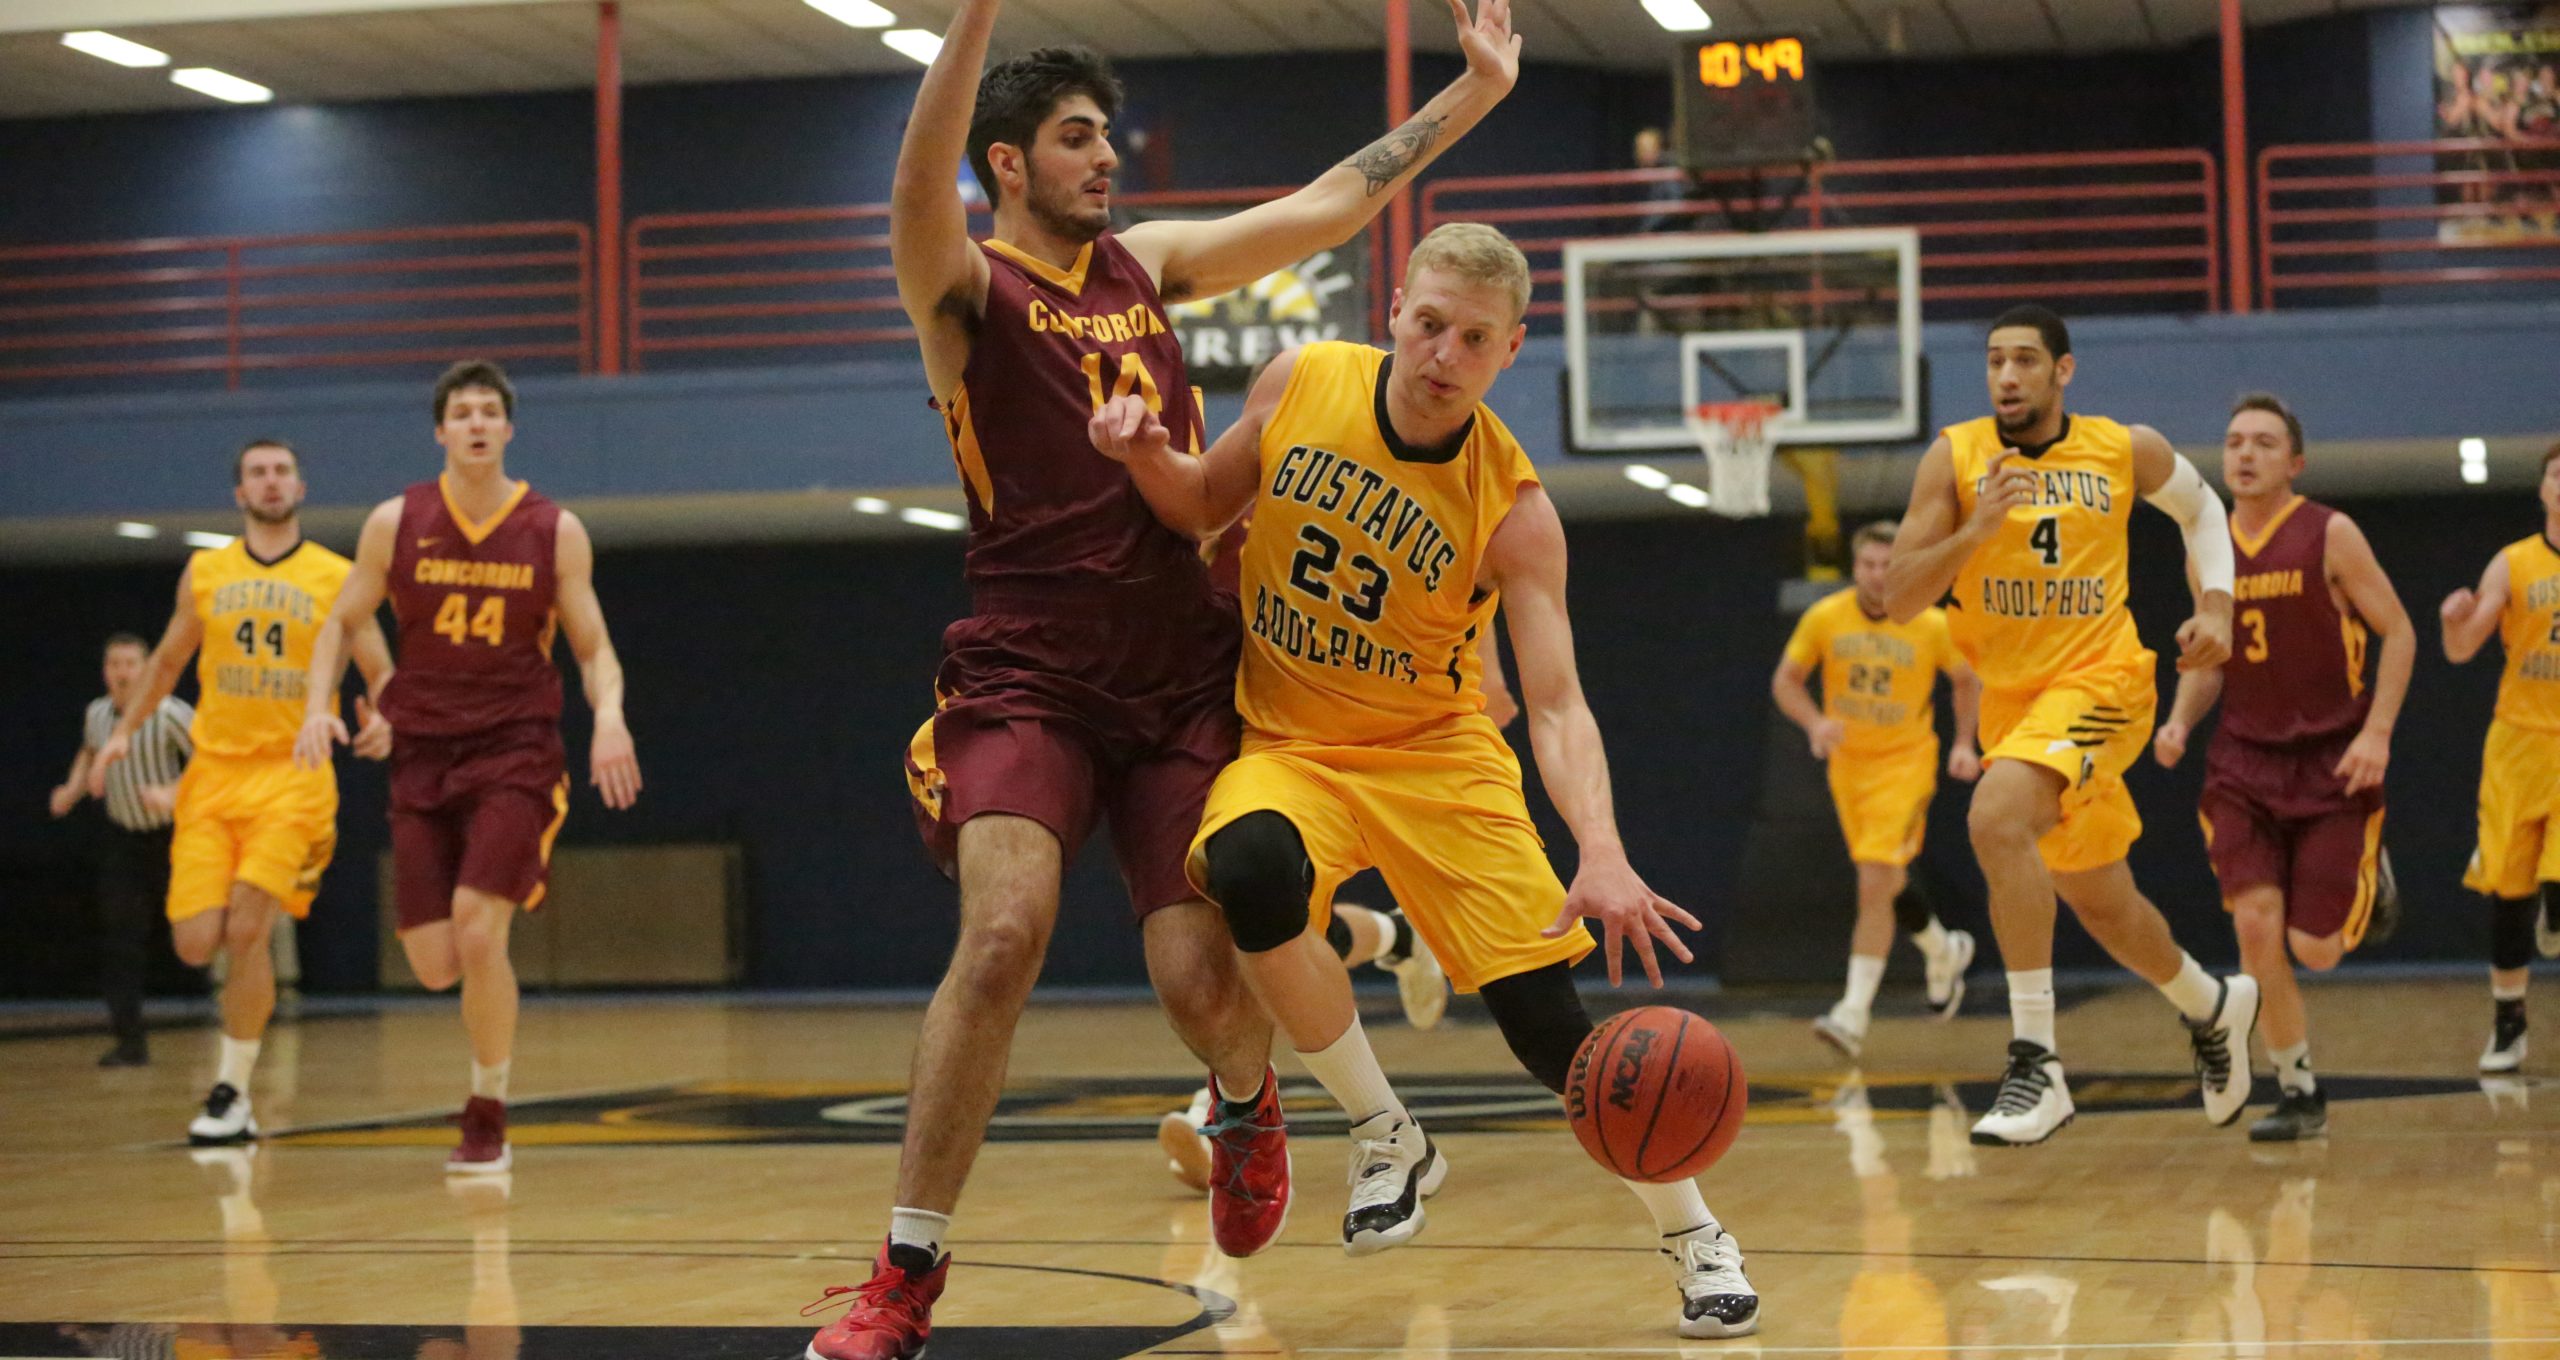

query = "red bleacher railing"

[2256,138,2560,309]
[1419,149,2223,320]
[0,222,593,387]
[625,188,1388,370]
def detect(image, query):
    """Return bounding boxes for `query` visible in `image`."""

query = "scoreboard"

[1675,35,1820,170]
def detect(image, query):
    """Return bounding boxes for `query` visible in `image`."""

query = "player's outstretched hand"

[1808,717,1846,760]
[349,696,394,761]
[86,731,129,799]
[593,713,642,810]
[1543,857,1698,988]
[2152,720,2190,768]
[1087,393,1169,466]
[293,712,347,770]
[2174,603,2232,672]
[2335,727,2390,795]
[1947,742,1982,782]
[1448,0,1521,93]
[48,782,81,818]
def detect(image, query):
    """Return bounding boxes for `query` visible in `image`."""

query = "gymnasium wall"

[0,483,2532,999]
[0,10,2421,250]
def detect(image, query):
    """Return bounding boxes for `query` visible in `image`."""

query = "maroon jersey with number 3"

[381,475,565,738]
[2219,496,2370,746]
[940,233,1213,596]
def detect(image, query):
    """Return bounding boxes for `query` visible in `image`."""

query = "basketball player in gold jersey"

[2440,440,2560,1072]
[1093,223,1756,1339]
[90,438,393,1144]
[1775,519,1982,1059]
[1884,305,2259,1147]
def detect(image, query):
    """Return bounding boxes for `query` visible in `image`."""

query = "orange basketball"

[1564,1006,1747,1183]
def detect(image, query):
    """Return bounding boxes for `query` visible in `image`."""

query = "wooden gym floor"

[2,973,2554,1357]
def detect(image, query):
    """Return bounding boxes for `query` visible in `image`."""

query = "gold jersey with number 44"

[1233,340,1534,746]
[1945,414,2145,693]
[187,539,351,759]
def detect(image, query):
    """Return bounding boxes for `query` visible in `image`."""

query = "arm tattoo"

[1341,112,1447,198]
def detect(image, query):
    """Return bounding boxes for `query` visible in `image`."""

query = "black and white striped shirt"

[82,695,193,833]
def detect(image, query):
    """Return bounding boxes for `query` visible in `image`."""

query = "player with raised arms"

[807,5,1525,1358]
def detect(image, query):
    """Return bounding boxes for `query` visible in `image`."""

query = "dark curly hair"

[968,47,1123,205]
[433,359,516,424]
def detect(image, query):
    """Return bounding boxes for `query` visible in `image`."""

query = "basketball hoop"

[1686,401,1782,518]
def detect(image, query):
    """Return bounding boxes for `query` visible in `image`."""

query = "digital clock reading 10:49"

[1676,34,1819,169]
[1695,37,1806,88]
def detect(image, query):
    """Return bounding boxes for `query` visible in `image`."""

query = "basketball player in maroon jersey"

[2155,393,2412,1141]
[296,359,641,1175]
[805,2,1523,1355]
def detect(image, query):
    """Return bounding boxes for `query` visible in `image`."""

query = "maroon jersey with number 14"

[381,475,565,738]
[2218,496,2370,746]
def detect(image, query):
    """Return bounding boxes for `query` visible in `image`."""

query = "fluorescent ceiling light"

[1623,464,1672,491]
[1640,0,1712,33]
[898,506,966,530]
[2459,437,2488,463]
[115,521,161,539]
[851,496,891,514]
[882,28,943,65]
[62,31,169,67]
[1666,483,1713,508]
[171,67,272,103]
[805,0,897,27]
[2462,462,2490,486]
[183,530,237,549]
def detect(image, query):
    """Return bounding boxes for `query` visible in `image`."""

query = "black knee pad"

[1202,812,1315,954]
[1892,879,1935,936]
[1323,913,1355,960]
[2494,894,2538,971]
[1478,963,1594,1096]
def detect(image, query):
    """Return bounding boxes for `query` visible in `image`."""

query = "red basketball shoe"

[445,1096,510,1175]
[1204,1067,1291,1257]
[804,1243,947,1360]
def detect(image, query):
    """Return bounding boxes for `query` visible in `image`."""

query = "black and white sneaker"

[1926,928,1976,1019]
[2186,975,2262,1126]
[1970,1040,2074,1146]
[2248,1087,2328,1142]
[2482,1001,2529,1073]
[1667,1229,1759,1339]
[2364,852,2402,947]
[2538,885,2560,960]
[1340,1111,1447,1256]
[187,1082,257,1146]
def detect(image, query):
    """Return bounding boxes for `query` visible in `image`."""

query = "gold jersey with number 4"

[1190,340,1593,995]
[1945,414,2144,692]
[2465,534,2560,899]
[187,539,351,758]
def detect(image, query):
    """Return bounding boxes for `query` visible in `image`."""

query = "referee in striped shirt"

[49,632,192,1067]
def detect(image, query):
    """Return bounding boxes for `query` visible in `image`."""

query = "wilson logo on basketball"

[1608,1024,1658,1113]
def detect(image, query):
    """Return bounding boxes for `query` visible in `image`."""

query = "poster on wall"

[1122,209,1372,388]
[2433,4,2560,240]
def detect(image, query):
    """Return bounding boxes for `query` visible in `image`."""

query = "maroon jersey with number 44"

[2218,497,2370,746]
[940,233,1213,597]
[381,476,565,738]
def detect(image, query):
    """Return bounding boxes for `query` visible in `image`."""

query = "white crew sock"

[2159,953,2222,1023]
[2270,1041,2315,1096]
[1297,1015,1407,1127]
[1620,1176,1717,1241]
[2007,969,2057,1052]
[470,1060,511,1101]
[1912,917,1950,956]
[2494,977,2529,1002]
[1839,954,1886,1022]
[217,1035,260,1093]
[888,1206,951,1262]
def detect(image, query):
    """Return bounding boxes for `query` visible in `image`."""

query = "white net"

[1687,403,1780,518]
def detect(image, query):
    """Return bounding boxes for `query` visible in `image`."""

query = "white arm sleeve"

[2142,452,2235,595]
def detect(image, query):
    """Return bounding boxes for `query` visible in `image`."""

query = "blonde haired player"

[1773,519,1982,1060]
[1093,222,1757,1339]
[90,438,393,1144]
[1884,304,2260,1147]
[2439,440,2560,1072]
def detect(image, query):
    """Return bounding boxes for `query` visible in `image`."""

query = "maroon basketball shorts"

[906,584,1243,919]
[2198,730,2387,947]
[390,717,569,929]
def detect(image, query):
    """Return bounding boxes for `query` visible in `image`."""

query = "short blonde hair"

[1851,520,1899,552]
[1405,222,1532,323]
